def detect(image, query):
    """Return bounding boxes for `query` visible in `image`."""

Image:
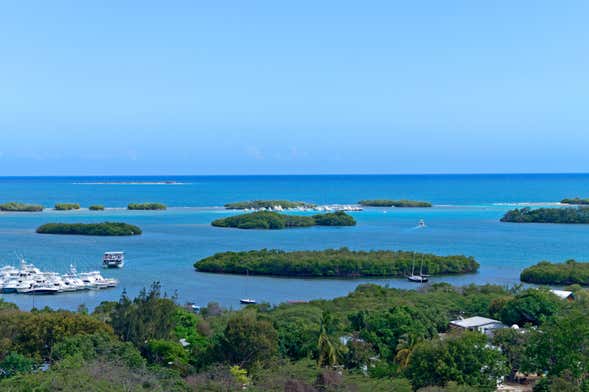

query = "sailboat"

[407,254,429,283]
[240,270,257,304]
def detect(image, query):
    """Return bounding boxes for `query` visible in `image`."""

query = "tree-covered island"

[89,205,105,211]
[127,202,167,210]
[359,199,432,207]
[211,211,356,229]
[500,206,589,223]
[36,222,142,236]
[0,202,44,212]
[521,259,589,285]
[54,203,80,210]
[561,197,589,205]
[194,248,479,277]
[224,200,316,210]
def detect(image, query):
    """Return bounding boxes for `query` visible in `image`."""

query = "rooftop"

[550,289,574,300]
[450,316,503,329]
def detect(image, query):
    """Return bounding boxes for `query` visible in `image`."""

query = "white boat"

[407,254,429,283]
[240,298,257,305]
[103,252,125,268]
[418,219,426,228]
[20,283,60,295]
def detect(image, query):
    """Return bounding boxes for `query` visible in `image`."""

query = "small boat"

[407,253,429,283]
[239,270,256,304]
[103,252,125,268]
[21,283,60,295]
[418,219,426,228]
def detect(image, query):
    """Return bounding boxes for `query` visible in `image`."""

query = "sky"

[0,1,588,175]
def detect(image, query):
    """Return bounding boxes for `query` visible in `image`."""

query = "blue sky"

[1,1,588,175]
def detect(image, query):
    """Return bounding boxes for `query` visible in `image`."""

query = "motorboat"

[103,252,125,268]
[240,298,257,305]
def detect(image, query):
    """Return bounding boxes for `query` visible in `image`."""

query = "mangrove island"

[521,259,589,285]
[36,222,142,236]
[224,200,316,210]
[561,197,589,205]
[500,206,589,224]
[128,202,167,210]
[89,205,105,211]
[211,211,356,229]
[54,203,80,211]
[195,248,479,277]
[359,199,432,207]
[0,202,44,212]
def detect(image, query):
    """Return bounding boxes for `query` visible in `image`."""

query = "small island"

[521,260,589,285]
[127,202,167,210]
[561,197,589,205]
[89,205,105,211]
[54,203,80,211]
[224,200,316,210]
[194,248,479,277]
[36,222,142,236]
[359,199,432,207]
[500,207,589,224]
[0,202,44,212]
[211,211,356,229]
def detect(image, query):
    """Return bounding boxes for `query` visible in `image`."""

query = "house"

[449,316,506,335]
[549,289,574,301]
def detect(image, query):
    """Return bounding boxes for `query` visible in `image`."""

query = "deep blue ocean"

[1,174,588,310]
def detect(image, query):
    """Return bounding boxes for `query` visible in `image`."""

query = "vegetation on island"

[212,211,356,230]
[89,205,105,211]
[54,203,80,211]
[194,248,479,277]
[0,202,43,212]
[521,259,589,285]
[358,199,432,207]
[128,202,167,210]
[36,222,142,236]
[224,200,316,210]
[500,206,589,223]
[2,281,589,391]
[561,197,589,205]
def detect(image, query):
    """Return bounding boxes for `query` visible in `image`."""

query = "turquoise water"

[1,174,588,310]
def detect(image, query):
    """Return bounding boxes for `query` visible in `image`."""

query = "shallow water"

[1,174,588,310]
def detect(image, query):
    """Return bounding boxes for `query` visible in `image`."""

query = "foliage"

[499,289,562,326]
[525,310,589,386]
[491,328,528,380]
[216,311,279,369]
[54,203,80,210]
[405,332,508,391]
[127,202,167,210]
[225,200,315,210]
[501,206,589,223]
[358,199,432,207]
[521,259,589,285]
[211,210,356,229]
[110,283,177,348]
[89,205,105,211]
[561,197,589,205]
[311,211,357,226]
[36,221,142,236]
[195,248,479,277]
[0,202,43,212]
[0,352,35,378]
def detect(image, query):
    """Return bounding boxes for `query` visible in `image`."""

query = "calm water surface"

[1,174,588,310]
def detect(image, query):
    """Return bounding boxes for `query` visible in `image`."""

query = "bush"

[358,199,432,207]
[0,202,43,212]
[127,203,167,210]
[212,211,355,230]
[36,222,142,236]
[194,248,479,277]
[54,203,80,210]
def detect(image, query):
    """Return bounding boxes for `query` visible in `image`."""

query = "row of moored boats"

[0,261,118,295]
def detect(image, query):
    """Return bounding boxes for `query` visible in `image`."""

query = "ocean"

[1,174,588,310]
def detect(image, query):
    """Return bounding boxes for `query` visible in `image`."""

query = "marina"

[0,260,118,295]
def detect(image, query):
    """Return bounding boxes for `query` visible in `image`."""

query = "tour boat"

[103,251,125,268]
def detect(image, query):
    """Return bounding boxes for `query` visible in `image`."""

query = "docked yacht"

[103,252,125,268]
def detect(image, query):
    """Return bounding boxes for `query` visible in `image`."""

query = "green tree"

[500,289,561,326]
[0,352,35,378]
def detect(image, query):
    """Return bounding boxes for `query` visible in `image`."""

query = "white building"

[449,316,506,335]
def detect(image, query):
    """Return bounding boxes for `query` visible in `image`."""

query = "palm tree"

[317,312,338,367]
